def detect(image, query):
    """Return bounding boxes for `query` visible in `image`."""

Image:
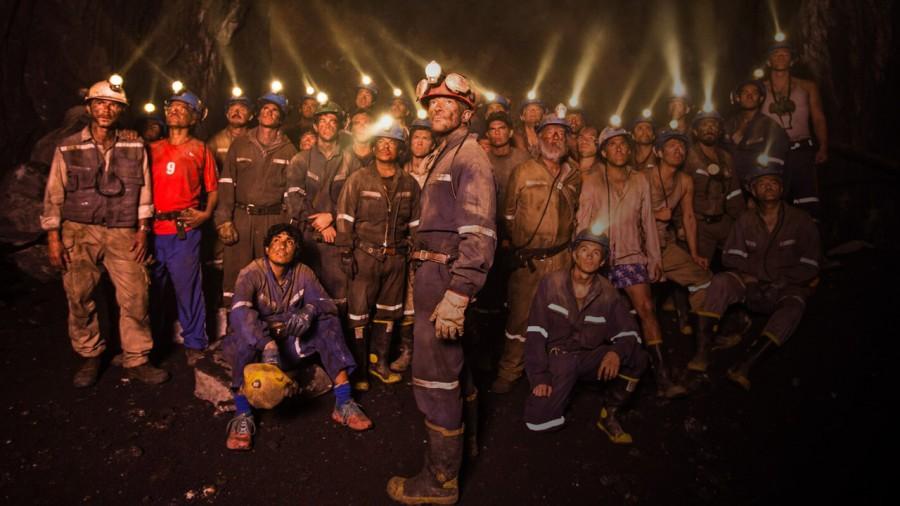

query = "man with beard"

[513,97,545,158]
[41,76,168,387]
[386,63,495,505]
[630,116,658,172]
[336,121,420,385]
[576,127,683,398]
[724,80,790,184]
[523,229,648,443]
[492,112,581,395]
[575,125,601,176]
[694,155,819,390]
[688,110,744,261]
[150,88,217,366]
[215,89,298,314]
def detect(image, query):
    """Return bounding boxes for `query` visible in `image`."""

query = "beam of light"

[312,0,362,74]
[768,0,782,34]
[569,26,604,111]
[614,43,653,117]
[530,32,562,100]
[590,220,607,236]
[658,1,684,100]
[692,0,718,118]
[364,19,429,68]
[774,32,786,42]
[702,100,714,113]
[484,91,496,102]
[647,78,669,110]
[270,4,318,92]
[361,74,372,86]
[642,108,652,119]
[306,86,316,96]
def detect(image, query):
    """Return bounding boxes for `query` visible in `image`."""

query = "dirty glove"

[261,341,282,369]
[340,249,357,279]
[429,290,469,340]
[217,221,239,245]
[284,304,317,338]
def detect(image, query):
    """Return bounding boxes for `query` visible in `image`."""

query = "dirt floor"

[0,249,893,505]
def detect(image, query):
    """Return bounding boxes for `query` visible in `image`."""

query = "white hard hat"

[85,78,128,106]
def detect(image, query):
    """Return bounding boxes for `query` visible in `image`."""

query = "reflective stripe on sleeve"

[526,325,548,338]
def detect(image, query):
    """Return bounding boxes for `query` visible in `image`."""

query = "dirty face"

[374,137,400,163]
[227,103,252,127]
[165,100,197,128]
[538,124,567,161]
[87,98,124,128]
[486,119,512,148]
[602,135,631,167]
[350,112,372,144]
[738,84,763,110]
[410,129,434,157]
[694,118,722,146]
[573,241,606,275]
[299,131,317,151]
[390,98,409,120]
[521,104,544,124]
[576,126,598,158]
[265,232,297,266]
[314,113,339,142]
[668,98,689,121]
[632,123,654,145]
[768,48,792,71]
[141,122,163,143]
[428,97,463,134]
[751,174,783,201]
[258,103,283,128]
[659,138,687,167]
[300,98,318,119]
[355,88,374,110]
[565,112,584,133]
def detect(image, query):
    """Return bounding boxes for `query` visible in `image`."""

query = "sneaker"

[73,356,102,388]
[124,363,170,385]
[331,400,373,431]
[225,413,255,451]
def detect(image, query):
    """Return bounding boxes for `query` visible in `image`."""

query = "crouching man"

[524,229,649,444]
[222,224,372,451]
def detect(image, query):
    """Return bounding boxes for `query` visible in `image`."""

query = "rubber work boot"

[673,288,693,335]
[463,389,479,458]
[727,336,774,391]
[387,423,463,505]
[332,399,373,431]
[687,315,717,372]
[225,413,255,451]
[124,363,171,385]
[713,309,753,350]
[647,344,687,398]
[351,326,370,392]
[596,376,638,444]
[389,322,413,373]
[73,356,102,388]
[369,322,402,384]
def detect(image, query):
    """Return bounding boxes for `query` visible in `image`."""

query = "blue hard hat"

[768,41,795,55]
[745,153,785,185]
[519,98,545,112]
[654,128,689,150]
[630,116,655,131]
[165,91,205,115]
[536,113,571,133]
[227,94,253,110]
[258,92,289,115]
[487,95,511,109]
[598,127,629,149]
[692,109,724,126]
[372,122,407,143]
[409,118,432,132]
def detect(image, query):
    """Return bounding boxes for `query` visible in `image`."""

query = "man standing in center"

[386,63,496,505]
[492,112,582,395]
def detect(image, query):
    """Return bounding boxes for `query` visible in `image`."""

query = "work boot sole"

[386,477,458,505]
[370,367,402,384]
[726,368,752,391]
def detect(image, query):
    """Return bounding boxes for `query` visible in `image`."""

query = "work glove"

[284,304,317,338]
[217,221,239,246]
[340,249,357,279]
[430,290,469,340]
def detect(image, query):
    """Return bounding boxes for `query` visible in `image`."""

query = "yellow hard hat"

[241,363,297,409]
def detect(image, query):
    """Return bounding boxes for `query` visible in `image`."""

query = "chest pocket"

[359,190,386,223]
[234,157,254,178]
[65,165,98,191]
[518,180,551,213]
[394,190,413,224]
[775,237,799,267]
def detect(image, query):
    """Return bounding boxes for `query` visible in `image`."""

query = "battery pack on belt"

[155,209,193,239]
[359,241,408,256]
[236,202,283,215]
[411,249,451,264]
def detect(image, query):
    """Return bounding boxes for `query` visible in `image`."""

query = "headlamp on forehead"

[669,119,679,129]
[425,61,442,83]
[171,80,184,94]
[108,74,124,91]
[484,91,496,102]
[642,108,652,119]
[316,91,329,104]
[774,32,786,42]
[417,109,427,120]
[306,86,315,96]
[555,103,567,120]
[527,89,537,101]
[232,86,243,98]
[143,102,156,114]
[270,80,283,94]
[610,114,622,128]
[361,74,372,86]
[753,68,765,79]
[393,88,402,97]
[568,96,579,108]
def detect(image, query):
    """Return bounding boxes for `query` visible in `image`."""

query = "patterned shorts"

[608,263,650,289]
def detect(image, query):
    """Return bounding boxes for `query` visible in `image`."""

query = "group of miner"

[40,35,826,504]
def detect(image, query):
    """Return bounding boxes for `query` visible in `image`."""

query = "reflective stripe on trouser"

[222,211,288,305]
[222,313,355,389]
[701,272,809,345]
[524,345,648,430]
[661,242,712,311]
[696,216,734,260]
[498,250,571,382]
[151,229,208,350]
[347,250,406,328]
[61,222,152,367]
[411,261,465,430]
[785,147,820,220]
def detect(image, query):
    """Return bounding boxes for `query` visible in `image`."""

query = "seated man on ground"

[523,228,649,444]
[223,223,372,451]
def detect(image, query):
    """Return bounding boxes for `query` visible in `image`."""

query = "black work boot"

[713,309,752,350]
[463,388,479,458]
[351,326,370,392]
[124,363,170,385]
[387,423,463,505]
[369,322,401,384]
[596,376,638,444]
[687,315,718,373]
[727,336,775,391]
[390,323,413,373]
[73,356,102,388]
[673,287,693,335]
[648,343,688,398]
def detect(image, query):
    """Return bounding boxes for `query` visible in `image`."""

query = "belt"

[155,210,186,221]
[789,138,814,151]
[411,249,452,264]
[516,241,570,261]
[360,241,407,256]
[236,202,283,215]
[700,214,724,224]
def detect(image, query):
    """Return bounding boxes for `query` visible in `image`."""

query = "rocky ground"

[0,249,892,505]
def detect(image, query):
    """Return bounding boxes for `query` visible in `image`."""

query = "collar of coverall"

[564,269,607,314]
[248,126,291,153]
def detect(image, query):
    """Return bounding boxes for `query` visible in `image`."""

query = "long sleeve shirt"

[503,158,581,249]
[335,164,420,250]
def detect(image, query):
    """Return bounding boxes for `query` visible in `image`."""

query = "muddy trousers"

[660,242,712,311]
[222,211,288,307]
[785,144,820,221]
[223,314,356,390]
[524,344,649,431]
[347,250,406,372]
[696,216,735,261]
[60,222,152,367]
[497,251,572,383]
[151,229,207,350]
[698,272,809,345]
